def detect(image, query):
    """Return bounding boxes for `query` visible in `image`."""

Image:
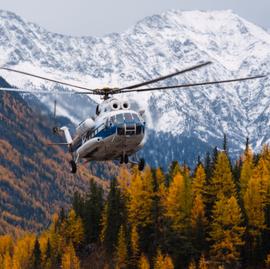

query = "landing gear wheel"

[124,155,129,164]
[69,160,77,174]
[138,158,145,171]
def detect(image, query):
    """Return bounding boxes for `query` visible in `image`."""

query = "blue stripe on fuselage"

[96,125,117,139]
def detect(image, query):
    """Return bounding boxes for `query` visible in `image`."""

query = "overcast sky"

[1,0,269,36]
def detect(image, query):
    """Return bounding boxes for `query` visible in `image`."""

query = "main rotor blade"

[116,61,212,91]
[116,75,266,93]
[0,67,97,93]
[0,87,102,95]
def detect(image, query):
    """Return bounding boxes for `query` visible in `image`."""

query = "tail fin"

[60,126,73,144]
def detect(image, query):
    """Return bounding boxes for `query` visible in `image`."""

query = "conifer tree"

[163,255,174,269]
[128,167,154,228]
[63,209,84,248]
[168,161,181,182]
[12,235,36,269]
[223,133,228,154]
[139,254,150,269]
[204,152,212,181]
[244,168,267,265]
[209,152,236,203]
[3,251,12,269]
[244,179,266,232]
[43,239,52,269]
[198,255,208,269]
[83,179,104,243]
[32,237,41,269]
[212,147,219,166]
[188,260,196,269]
[265,253,270,268]
[101,178,125,253]
[154,250,174,269]
[154,251,164,269]
[115,225,128,269]
[61,243,80,269]
[164,169,193,264]
[192,164,207,201]
[191,194,208,255]
[117,166,131,195]
[209,195,245,266]
[130,225,140,268]
[72,191,84,218]
[0,235,13,258]
[164,171,192,231]
[151,167,167,253]
[240,146,253,198]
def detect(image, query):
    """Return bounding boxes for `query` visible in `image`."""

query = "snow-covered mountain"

[0,9,270,162]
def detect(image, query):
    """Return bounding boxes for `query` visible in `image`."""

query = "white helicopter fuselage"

[62,98,146,163]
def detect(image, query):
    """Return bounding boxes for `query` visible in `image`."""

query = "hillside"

[0,77,109,234]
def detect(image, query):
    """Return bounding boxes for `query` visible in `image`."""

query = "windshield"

[132,113,141,124]
[116,114,124,124]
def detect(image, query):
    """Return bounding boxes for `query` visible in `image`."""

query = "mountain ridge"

[0,9,269,161]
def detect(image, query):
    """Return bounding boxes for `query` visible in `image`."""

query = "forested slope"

[0,77,108,234]
[1,144,270,269]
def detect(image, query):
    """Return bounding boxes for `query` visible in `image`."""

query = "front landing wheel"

[138,158,145,171]
[69,160,77,174]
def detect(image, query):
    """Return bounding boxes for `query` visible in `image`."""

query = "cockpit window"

[132,113,141,123]
[116,114,124,124]
[124,113,133,121]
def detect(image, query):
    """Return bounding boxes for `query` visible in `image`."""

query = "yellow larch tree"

[115,225,127,269]
[192,164,207,199]
[117,166,131,197]
[265,253,270,268]
[3,251,12,269]
[154,250,174,269]
[139,254,150,269]
[163,255,174,269]
[209,152,236,201]
[191,193,208,253]
[191,194,208,230]
[188,259,196,269]
[48,213,65,262]
[0,235,13,258]
[164,171,192,231]
[128,166,154,228]
[155,167,167,201]
[244,170,267,243]
[61,242,80,269]
[239,147,253,198]
[198,255,208,269]
[63,209,84,248]
[209,195,245,266]
[130,225,140,268]
[12,234,35,269]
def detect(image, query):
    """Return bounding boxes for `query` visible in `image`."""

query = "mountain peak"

[0,9,269,157]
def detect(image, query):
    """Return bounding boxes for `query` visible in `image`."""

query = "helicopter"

[0,61,265,173]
